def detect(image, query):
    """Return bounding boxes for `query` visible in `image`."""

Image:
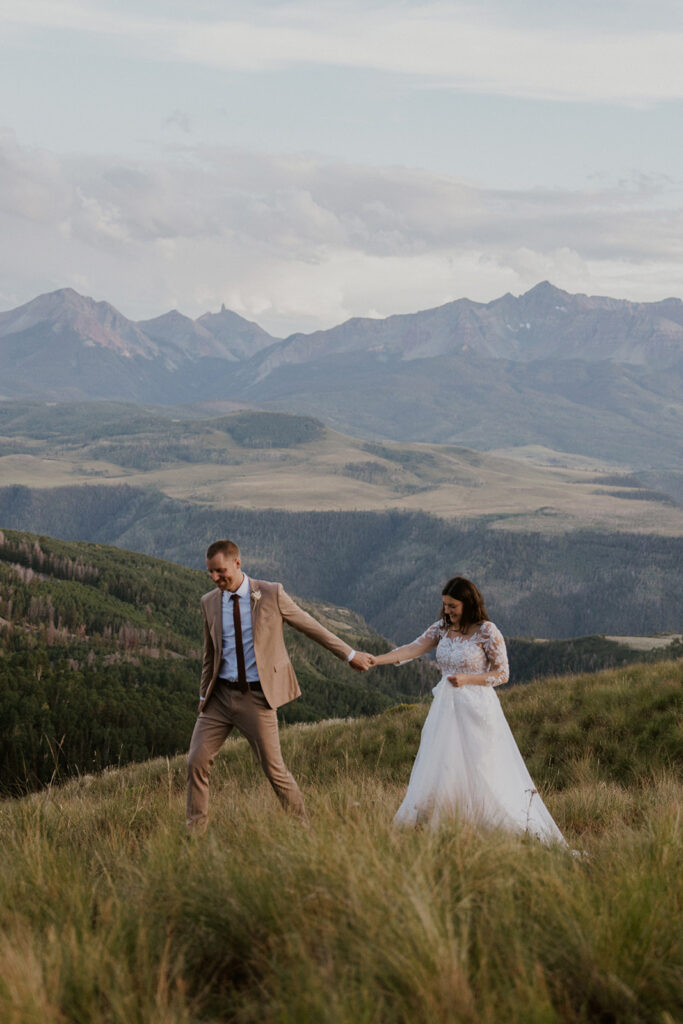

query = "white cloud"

[3,0,683,104]
[164,110,192,134]
[0,131,681,333]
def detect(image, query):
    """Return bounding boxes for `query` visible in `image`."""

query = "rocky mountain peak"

[0,288,159,359]
[196,307,279,360]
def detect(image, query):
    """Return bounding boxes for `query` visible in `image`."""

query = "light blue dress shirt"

[219,574,260,683]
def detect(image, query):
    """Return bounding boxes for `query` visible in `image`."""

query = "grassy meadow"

[0,660,681,1023]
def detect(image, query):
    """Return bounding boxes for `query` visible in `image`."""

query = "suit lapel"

[249,578,262,635]
[209,588,222,646]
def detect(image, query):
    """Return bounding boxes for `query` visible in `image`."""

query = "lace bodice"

[418,620,509,686]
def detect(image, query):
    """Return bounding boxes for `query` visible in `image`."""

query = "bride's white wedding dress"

[393,621,566,844]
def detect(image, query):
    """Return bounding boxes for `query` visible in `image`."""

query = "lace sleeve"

[478,621,509,686]
[417,621,444,644]
[383,621,442,666]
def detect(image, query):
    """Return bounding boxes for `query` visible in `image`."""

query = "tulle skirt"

[393,677,565,844]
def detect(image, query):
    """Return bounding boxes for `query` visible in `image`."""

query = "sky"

[1,0,682,336]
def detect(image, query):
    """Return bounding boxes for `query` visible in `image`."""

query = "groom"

[186,539,373,830]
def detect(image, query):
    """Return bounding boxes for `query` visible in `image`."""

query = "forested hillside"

[0,529,432,793]
[507,633,683,682]
[2,527,681,795]
[1,483,681,640]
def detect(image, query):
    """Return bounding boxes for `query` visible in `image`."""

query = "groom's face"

[206,553,243,592]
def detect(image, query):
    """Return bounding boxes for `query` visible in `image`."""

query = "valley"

[1,493,681,641]
[1,403,681,536]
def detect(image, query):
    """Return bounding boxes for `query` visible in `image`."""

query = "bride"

[368,576,565,844]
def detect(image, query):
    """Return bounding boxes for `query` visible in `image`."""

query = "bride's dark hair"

[440,576,488,632]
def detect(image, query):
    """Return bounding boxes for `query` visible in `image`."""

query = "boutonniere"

[251,589,262,604]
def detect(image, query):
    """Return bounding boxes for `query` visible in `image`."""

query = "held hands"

[349,651,376,672]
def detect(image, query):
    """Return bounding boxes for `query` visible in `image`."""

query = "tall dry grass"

[1,661,681,1023]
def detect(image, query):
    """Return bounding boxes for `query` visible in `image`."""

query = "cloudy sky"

[1,0,682,335]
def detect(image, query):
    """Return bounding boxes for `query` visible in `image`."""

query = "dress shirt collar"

[223,573,250,600]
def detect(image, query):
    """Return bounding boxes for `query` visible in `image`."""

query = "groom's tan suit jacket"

[200,578,354,710]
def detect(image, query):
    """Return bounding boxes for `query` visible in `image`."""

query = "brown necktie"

[230,593,249,692]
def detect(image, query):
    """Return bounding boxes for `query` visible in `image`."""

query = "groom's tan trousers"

[186,679,307,831]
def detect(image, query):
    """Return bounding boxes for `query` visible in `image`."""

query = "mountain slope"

[0,284,681,467]
[0,288,280,403]
[139,305,278,362]
[234,348,683,466]
[239,281,683,374]
[0,287,160,358]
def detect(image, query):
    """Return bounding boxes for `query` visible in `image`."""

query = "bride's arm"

[371,633,439,666]
[449,672,494,687]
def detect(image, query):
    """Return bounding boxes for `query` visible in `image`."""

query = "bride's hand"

[449,674,485,687]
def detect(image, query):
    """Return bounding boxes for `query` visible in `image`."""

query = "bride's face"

[443,596,464,626]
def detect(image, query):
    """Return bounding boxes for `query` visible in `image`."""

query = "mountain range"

[1,282,682,467]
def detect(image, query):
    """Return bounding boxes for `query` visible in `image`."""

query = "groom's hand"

[350,651,373,672]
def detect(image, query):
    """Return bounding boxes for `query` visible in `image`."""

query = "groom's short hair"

[206,539,240,560]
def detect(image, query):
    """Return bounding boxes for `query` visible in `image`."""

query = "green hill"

[2,527,681,795]
[0,528,433,794]
[0,661,681,1023]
